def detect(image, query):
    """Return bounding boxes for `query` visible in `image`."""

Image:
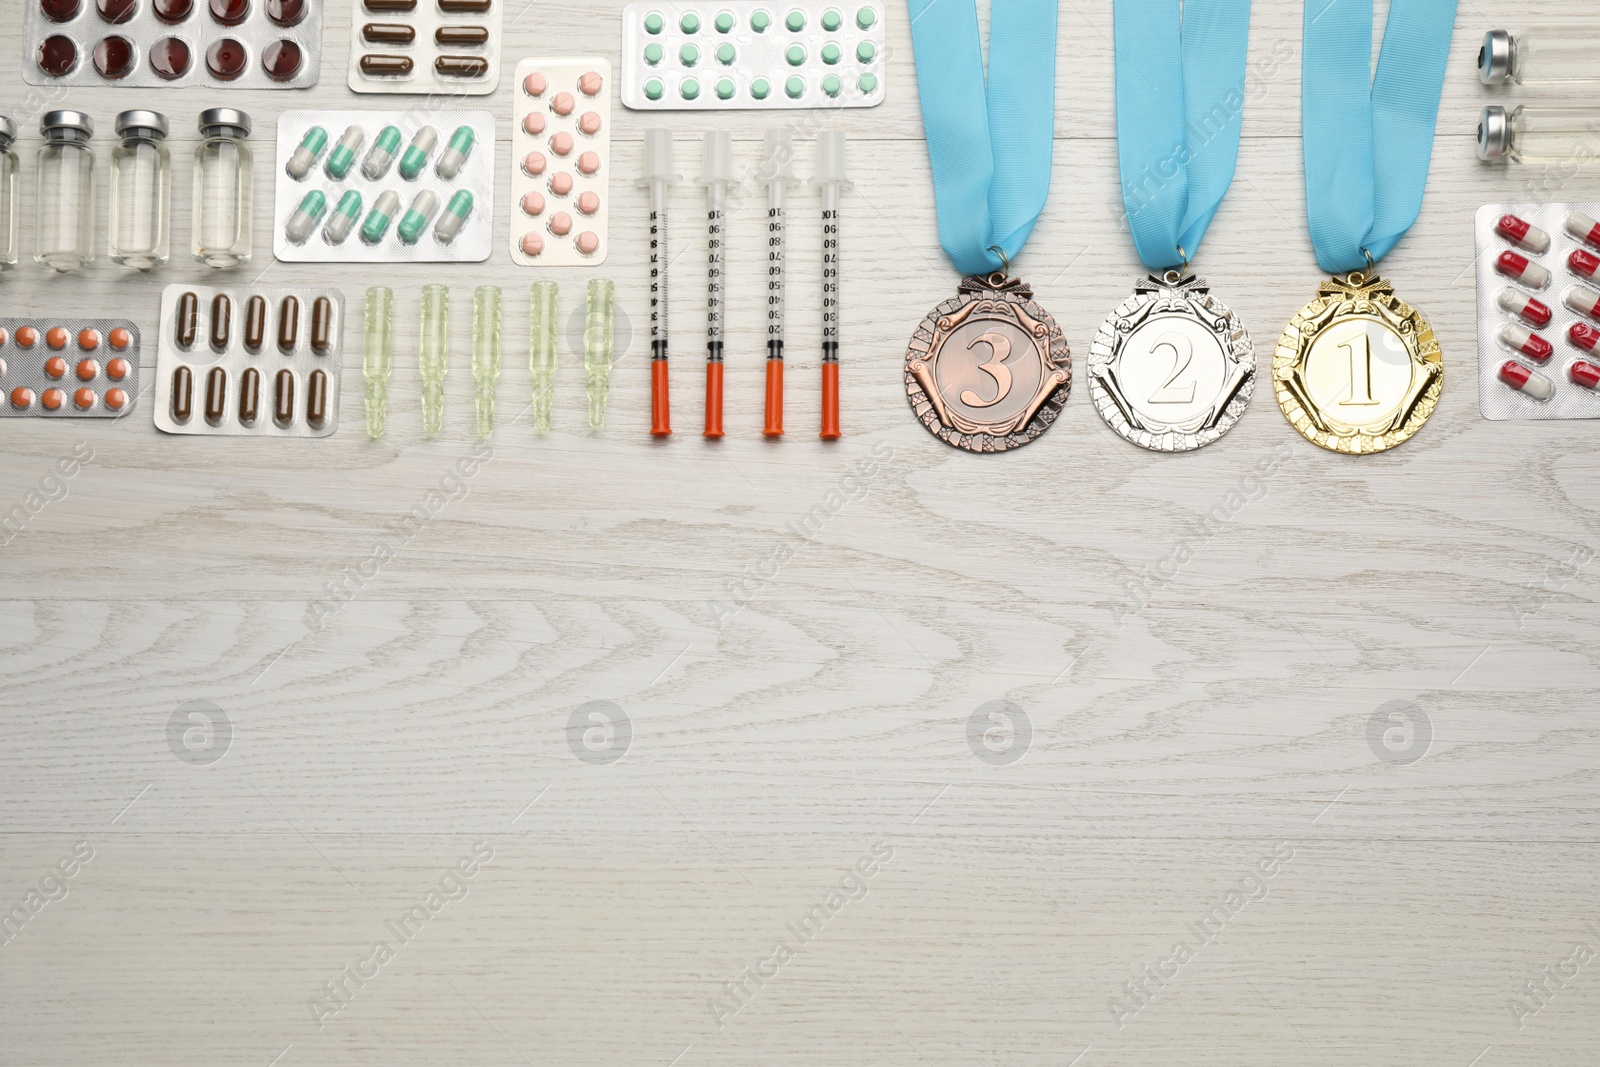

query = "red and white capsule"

[1564,285,1600,322]
[1570,322,1600,352]
[1496,213,1551,254]
[1570,249,1600,282]
[1567,212,1600,250]
[1498,288,1554,328]
[1500,359,1554,401]
[1570,360,1600,391]
[1498,323,1554,362]
[1497,250,1552,290]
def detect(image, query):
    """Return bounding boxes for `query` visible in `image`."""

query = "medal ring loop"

[1176,244,1189,271]
[987,244,1010,277]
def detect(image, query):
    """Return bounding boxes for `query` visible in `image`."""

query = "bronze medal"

[904,272,1071,453]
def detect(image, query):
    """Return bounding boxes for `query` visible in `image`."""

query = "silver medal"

[1088,271,1255,451]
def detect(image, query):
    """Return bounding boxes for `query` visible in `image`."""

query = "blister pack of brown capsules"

[347,0,502,95]
[1,319,140,419]
[24,0,323,90]
[154,284,344,437]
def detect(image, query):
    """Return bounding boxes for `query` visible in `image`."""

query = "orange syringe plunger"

[763,129,797,438]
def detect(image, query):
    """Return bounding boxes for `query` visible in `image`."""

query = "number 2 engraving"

[960,332,1014,408]
[1146,333,1196,404]
[1339,333,1379,405]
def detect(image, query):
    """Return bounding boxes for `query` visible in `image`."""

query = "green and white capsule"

[285,125,328,180]
[285,190,327,244]
[397,190,439,245]
[325,125,364,180]
[361,125,403,180]
[434,190,474,243]
[398,126,437,180]
[323,190,363,245]
[435,125,476,179]
[360,190,401,244]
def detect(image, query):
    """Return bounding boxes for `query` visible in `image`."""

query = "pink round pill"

[577,151,601,175]
[575,231,600,256]
[549,212,573,237]
[550,171,574,196]
[519,232,545,257]
[576,191,600,215]
[522,112,546,137]
[550,131,574,156]
[522,72,547,96]
[578,111,602,136]
[551,91,575,116]
[579,71,603,96]
[522,151,547,176]
[521,191,546,216]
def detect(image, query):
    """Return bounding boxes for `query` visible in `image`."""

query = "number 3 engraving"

[960,332,1014,408]
[1147,332,1196,404]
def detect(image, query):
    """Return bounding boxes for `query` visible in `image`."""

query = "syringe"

[639,128,677,437]
[816,131,850,440]
[762,129,797,438]
[700,131,732,439]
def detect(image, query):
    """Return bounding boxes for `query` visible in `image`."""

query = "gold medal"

[1273,271,1443,454]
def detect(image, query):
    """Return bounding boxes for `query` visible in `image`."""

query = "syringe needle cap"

[763,127,797,184]
[817,130,849,187]
[639,127,678,186]
[701,130,733,185]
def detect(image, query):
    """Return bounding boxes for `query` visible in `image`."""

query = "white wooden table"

[3,1,1598,1064]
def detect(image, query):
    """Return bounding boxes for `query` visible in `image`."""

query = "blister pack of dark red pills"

[0,319,141,419]
[1476,203,1600,420]
[23,0,322,89]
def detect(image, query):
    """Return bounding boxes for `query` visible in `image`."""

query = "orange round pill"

[10,386,33,409]
[46,327,69,349]
[104,388,127,410]
[43,356,67,379]
[76,358,99,381]
[41,388,65,410]
[16,326,38,348]
[73,387,95,410]
[78,328,100,350]
[106,357,130,381]
[109,327,132,350]
[0,328,9,347]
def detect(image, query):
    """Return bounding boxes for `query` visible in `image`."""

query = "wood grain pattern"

[3,1,1599,1065]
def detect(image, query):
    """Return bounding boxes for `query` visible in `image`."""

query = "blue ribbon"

[907,0,1058,277]
[1302,0,1457,273]
[1114,0,1253,273]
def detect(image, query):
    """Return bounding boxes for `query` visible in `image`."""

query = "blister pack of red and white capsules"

[0,319,141,419]
[1476,203,1600,420]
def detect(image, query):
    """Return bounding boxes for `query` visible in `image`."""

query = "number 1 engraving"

[1340,333,1378,406]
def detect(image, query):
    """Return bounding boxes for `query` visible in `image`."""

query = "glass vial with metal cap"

[1478,27,1600,88]
[192,107,254,268]
[1478,105,1600,165]
[109,109,171,269]
[0,117,18,272]
[35,110,97,273]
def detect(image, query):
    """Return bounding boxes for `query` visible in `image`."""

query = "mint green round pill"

[716,77,735,99]
[856,40,876,62]
[680,43,699,66]
[786,44,805,65]
[822,74,842,97]
[856,6,876,28]
[822,7,841,30]
[821,42,841,64]
[644,43,664,65]
[680,11,700,32]
[717,43,735,64]
[644,12,664,33]
[645,78,665,100]
[715,11,734,32]
[751,10,771,31]
[785,75,804,98]
[751,77,770,98]
[681,78,700,99]
[858,72,879,93]
[786,10,804,31]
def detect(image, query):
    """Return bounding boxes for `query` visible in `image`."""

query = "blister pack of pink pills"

[510,57,612,267]
[1476,203,1600,420]
[0,319,140,419]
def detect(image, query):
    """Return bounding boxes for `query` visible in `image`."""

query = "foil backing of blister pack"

[1475,202,1600,421]
[510,57,612,267]
[22,0,323,90]
[620,1,886,111]
[0,319,140,419]
[154,283,345,437]
[273,109,495,264]
[346,0,503,96]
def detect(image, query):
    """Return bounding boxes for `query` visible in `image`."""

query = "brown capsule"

[239,366,261,424]
[311,297,334,355]
[363,0,415,10]
[274,369,295,425]
[210,293,231,351]
[362,22,415,43]
[306,369,329,427]
[204,366,228,425]
[244,295,268,352]
[359,53,413,76]
[436,55,489,77]
[436,25,489,45]
[438,0,491,10]
[176,290,198,349]
[278,295,301,353]
[171,365,193,421]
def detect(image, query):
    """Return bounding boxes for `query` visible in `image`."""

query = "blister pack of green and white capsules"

[273,109,495,264]
[620,1,887,110]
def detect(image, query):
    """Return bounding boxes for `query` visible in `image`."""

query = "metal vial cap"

[116,109,169,140]
[1478,29,1515,85]
[41,110,94,138]
[1477,105,1512,161]
[198,107,252,138]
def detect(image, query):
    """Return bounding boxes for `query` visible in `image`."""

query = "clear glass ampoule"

[192,107,253,268]
[35,110,97,273]
[109,109,171,269]
[1479,105,1600,165]
[1479,27,1600,88]
[0,116,19,272]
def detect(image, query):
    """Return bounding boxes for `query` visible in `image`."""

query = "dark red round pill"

[209,0,248,24]
[38,35,78,76]
[96,0,138,22]
[205,36,247,79]
[261,38,302,80]
[93,34,136,78]
[265,0,304,26]
[149,35,190,78]
[41,0,82,22]
[153,0,192,21]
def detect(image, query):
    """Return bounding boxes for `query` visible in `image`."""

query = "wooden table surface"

[3,1,1598,1064]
